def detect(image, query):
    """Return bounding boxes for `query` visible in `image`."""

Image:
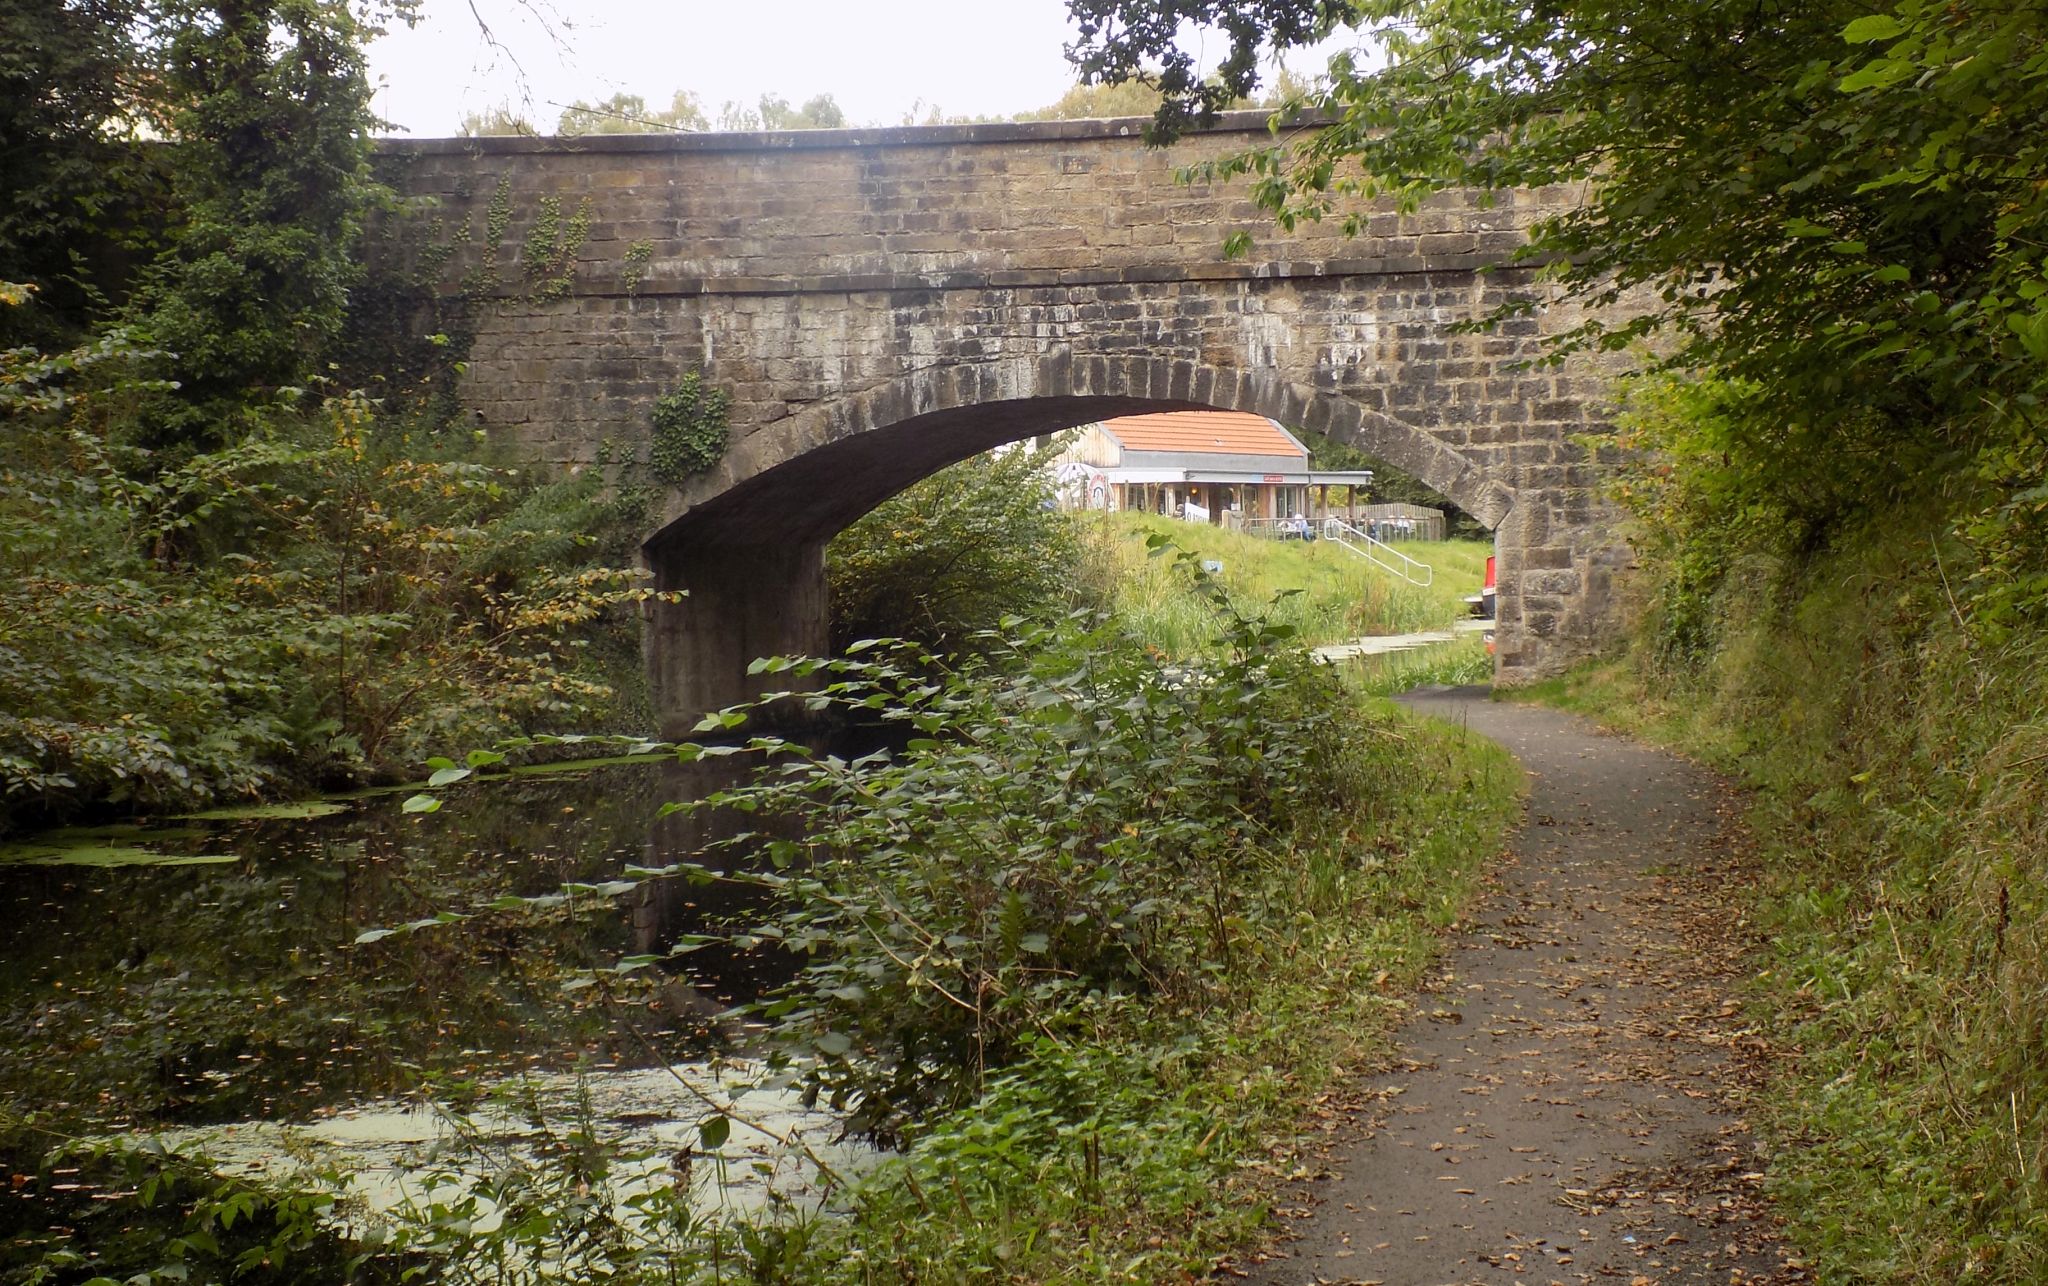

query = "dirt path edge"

[1234,686,1807,1286]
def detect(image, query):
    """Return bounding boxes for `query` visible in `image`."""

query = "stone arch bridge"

[375,113,1634,735]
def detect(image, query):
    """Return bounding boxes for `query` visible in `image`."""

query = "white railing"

[1234,516,1436,586]
[1318,518,1435,587]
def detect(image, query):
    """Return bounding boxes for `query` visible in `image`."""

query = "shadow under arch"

[648,351,1514,553]
[641,351,1515,735]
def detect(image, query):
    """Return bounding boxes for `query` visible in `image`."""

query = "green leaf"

[1841,14,1907,44]
[813,1031,853,1056]
[698,1114,731,1149]
[465,749,507,768]
[1839,61,1913,93]
[427,766,471,787]
[400,793,442,814]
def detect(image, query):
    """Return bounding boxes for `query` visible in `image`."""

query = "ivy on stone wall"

[649,372,730,482]
[620,239,655,296]
[520,194,593,303]
[457,177,513,298]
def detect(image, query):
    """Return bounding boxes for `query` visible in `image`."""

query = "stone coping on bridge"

[373,109,1294,156]
[474,250,1555,303]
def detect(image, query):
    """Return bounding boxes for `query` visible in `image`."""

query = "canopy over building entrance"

[1055,410,1375,524]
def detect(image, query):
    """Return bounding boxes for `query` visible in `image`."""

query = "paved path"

[1243,688,1806,1286]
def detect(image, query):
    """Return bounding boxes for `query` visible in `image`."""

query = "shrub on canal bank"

[471,550,1516,1279]
[825,441,1087,659]
[0,380,654,834]
[694,557,1391,1138]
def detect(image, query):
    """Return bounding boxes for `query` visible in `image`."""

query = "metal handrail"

[1231,515,1436,586]
[1318,518,1435,587]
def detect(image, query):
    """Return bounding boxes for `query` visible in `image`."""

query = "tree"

[717,92,844,132]
[827,445,1082,657]
[1065,0,1350,138]
[1016,69,1311,122]
[459,103,537,136]
[1015,79,1166,121]
[1065,0,2048,593]
[556,90,707,135]
[0,0,163,344]
[127,0,384,418]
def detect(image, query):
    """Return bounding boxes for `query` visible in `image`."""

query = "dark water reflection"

[0,751,808,1131]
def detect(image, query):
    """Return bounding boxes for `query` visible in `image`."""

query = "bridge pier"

[646,541,829,739]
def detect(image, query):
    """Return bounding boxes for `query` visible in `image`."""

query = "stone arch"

[641,350,1516,735]
[646,350,1514,554]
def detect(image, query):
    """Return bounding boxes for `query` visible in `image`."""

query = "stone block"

[373,122,1642,727]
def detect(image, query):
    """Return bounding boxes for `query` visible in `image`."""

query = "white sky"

[369,1,1117,137]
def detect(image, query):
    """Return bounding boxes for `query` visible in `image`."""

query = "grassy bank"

[1518,521,2048,1280]
[5,597,1521,1284]
[822,698,1519,1280]
[1085,513,1489,655]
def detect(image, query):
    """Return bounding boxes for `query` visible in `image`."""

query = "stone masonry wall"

[372,114,1639,694]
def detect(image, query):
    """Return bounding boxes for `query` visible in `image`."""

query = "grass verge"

[1084,513,1490,655]
[1512,523,2048,1280]
[825,701,1521,1281]
[1334,634,1496,698]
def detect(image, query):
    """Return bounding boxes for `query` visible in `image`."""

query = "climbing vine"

[520,194,593,303]
[620,239,655,296]
[457,176,513,298]
[649,372,731,482]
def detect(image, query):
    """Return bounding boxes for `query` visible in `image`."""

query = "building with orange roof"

[1057,410,1376,525]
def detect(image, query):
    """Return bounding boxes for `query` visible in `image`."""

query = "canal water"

[0,750,867,1220]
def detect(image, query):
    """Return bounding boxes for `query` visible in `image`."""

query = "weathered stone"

[372,112,1646,731]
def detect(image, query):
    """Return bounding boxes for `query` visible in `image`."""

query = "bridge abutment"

[374,113,1648,730]
[647,541,829,738]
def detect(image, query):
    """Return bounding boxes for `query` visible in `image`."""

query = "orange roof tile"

[1099,410,1306,458]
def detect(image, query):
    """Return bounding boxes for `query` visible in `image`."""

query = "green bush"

[0,1130,381,1286]
[662,547,1374,1138]
[826,444,1085,657]
[0,379,652,831]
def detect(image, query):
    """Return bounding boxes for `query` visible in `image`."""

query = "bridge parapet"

[371,115,1637,730]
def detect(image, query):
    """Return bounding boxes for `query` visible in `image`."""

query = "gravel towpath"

[1243,687,1807,1286]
